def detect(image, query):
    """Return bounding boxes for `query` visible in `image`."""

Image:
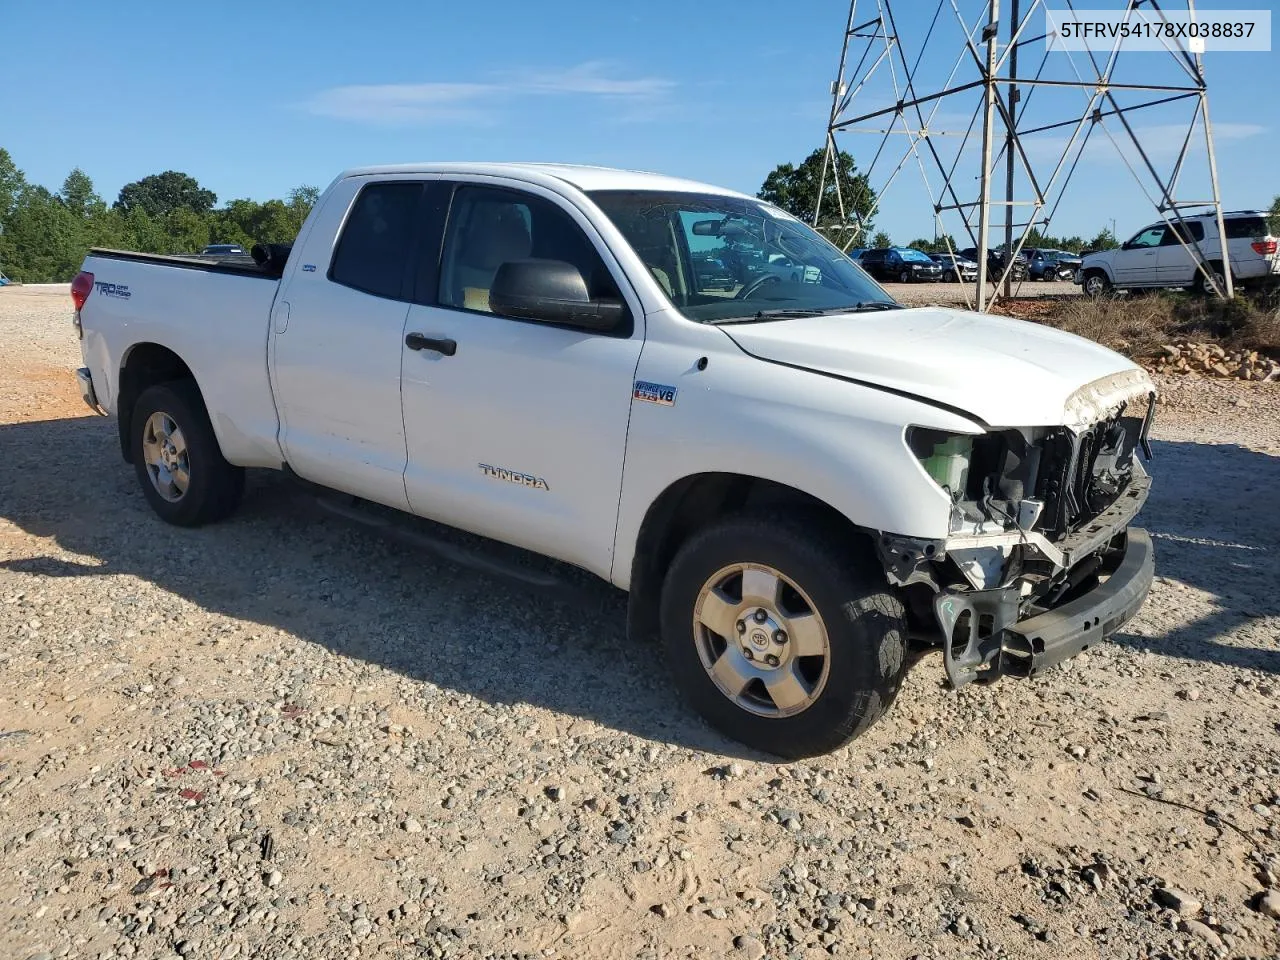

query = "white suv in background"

[1077,210,1278,296]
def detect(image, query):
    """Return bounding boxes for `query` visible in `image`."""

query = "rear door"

[1157,219,1204,286]
[1113,225,1166,286]
[270,177,428,510]
[398,179,645,577]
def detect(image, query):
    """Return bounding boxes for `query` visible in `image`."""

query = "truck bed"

[88,248,282,280]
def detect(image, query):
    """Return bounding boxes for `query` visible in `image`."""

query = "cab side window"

[1163,221,1205,245]
[329,182,422,299]
[439,186,617,314]
[1127,226,1167,249]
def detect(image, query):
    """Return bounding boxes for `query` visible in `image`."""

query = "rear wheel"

[660,514,908,759]
[131,381,244,526]
[1193,261,1230,297]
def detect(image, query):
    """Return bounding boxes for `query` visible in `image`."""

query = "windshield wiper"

[712,306,867,324]
[710,302,902,324]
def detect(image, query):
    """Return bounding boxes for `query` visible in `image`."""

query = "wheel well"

[625,473,873,646]
[117,344,195,462]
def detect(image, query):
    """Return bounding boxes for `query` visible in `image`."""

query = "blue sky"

[1,0,1274,244]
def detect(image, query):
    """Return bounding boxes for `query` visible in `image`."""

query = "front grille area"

[1035,405,1147,541]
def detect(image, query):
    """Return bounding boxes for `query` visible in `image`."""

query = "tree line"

[3,143,1274,283]
[0,147,318,283]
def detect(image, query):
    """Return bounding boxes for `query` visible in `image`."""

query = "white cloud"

[304,62,674,126]
[305,83,495,124]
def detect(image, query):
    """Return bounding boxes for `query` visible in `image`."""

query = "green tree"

[758,148,876,236]
[906,235,955,253]
[870,230,892,249]
[1085,227,1119,251]
[121,207,168,255]
[115,171,216,218]
[0,185,84,282]
[1267,194,1279,234]
[162,208,212,254]
[58,168,101,218]
[0,147,27,222]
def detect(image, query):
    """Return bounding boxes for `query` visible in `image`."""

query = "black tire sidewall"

[660,517,907,759]
[131,381,239,526]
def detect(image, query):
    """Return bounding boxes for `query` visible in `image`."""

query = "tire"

[660,513,908,759]
[1193,261,1230,297]
[899,269,911,283]
[1082,270,1112,298]
[131,380,245,527]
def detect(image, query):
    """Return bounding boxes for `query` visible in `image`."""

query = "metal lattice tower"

[816,0,1233,309]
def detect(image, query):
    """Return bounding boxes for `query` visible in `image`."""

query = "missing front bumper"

[934,528,1154,687]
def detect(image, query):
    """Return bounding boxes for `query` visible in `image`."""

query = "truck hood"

[722,306,1154,429]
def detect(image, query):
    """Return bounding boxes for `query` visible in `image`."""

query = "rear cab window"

[329,181,423,299]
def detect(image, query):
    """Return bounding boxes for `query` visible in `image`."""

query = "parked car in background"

[201,244,246,256]
[1026,248,1082,281]
[959,247,1029,282]
[930,252,978,282]
[0,271,10,286]
[761,253,821,284]
[859,247,943,283]
[69,160,1157,759]
[1077,210,1279,296]
[692,254,735,291]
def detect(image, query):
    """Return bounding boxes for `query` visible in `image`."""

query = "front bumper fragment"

[935,528,1154,687]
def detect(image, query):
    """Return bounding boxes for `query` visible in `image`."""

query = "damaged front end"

[878,371,1157,687]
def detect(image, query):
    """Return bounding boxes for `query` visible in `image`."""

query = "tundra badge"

[479,463,549,491]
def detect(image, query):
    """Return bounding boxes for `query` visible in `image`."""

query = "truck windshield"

[588,190,898,323]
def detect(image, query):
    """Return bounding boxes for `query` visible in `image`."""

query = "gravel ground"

[883,279,1078,307]
[1,285,1278,960]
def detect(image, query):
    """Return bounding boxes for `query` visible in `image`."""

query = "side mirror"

[489,259,626,332]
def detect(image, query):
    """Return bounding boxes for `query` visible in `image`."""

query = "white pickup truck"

[72,162,1157,759]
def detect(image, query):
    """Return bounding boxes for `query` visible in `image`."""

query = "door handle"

[405,332,457,356]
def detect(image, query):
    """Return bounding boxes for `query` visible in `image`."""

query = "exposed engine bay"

[877,373,1157,687]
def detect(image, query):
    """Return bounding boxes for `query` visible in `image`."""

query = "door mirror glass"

[489,259,626,331]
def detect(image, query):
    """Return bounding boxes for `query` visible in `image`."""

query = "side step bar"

[307,493,612,609]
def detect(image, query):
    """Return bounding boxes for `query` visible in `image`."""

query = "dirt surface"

[883,279,1076,307]
[1,285,1278,960]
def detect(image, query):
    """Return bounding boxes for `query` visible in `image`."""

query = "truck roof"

[336,162,750,198]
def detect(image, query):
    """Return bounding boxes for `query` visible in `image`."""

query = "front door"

[1114,225,1166,286]
[399,182,645,577]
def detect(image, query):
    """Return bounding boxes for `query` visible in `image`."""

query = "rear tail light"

[71,271,94,310]
[1252,239,1277,256]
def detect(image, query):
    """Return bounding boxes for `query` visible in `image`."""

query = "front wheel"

[1082,271,1112,298]
[131,380,245,526]
[898,269,911,283]
[660,515,908,759]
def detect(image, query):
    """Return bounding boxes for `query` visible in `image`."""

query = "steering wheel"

[736,273,782,300]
